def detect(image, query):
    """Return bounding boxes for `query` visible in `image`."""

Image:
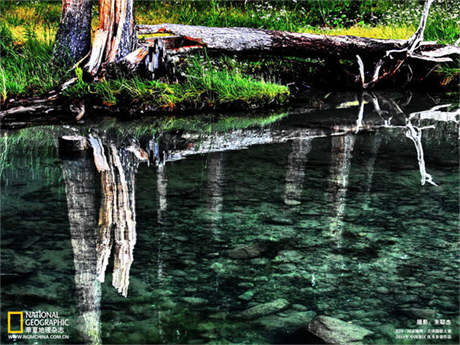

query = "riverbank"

[1,1,458,111]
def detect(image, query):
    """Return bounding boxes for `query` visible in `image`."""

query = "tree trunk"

[85,0,136,75]
[53,0,93,65]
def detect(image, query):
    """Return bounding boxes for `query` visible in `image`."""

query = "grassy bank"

[0,0,458,104]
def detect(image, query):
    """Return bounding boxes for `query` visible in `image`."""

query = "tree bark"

[53,0,93,65]
[136,24,460,62]
[85,0,136,75]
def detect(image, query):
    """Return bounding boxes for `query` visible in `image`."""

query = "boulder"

[307,316,373,345]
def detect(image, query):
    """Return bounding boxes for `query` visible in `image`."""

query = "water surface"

[1,92,459,344]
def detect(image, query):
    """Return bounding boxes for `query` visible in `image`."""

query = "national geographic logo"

[7,312,23,334]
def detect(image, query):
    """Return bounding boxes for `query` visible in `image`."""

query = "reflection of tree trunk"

[326,134,356,244]
[157,164,168,224]
[283,139,312,206]
[156,164,167,282]
[206,152,224,219]
[111,145,138,297]
[363,133,382,201]
[61,148,101,345]
[90,138,139,297]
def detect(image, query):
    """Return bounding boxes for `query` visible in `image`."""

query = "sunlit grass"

[301,25,416,40]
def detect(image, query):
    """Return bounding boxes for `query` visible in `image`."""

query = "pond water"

[1,92,459,344]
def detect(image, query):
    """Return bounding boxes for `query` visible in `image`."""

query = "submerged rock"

[254,310,316,334]
[238,290,255,301]
[226,244,265,259]
[400,308,436,319]
[182,297,209,305]
[235,298,289,320]
[376,286,389,294]
[307,316,373,345]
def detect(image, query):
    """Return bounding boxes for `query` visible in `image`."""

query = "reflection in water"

[206,152,225,237]
[15,93,455,345]
[362,132,382,209]
[326,133,356,246]
[283,139,312,206]
[90,140,142,297]
[62,146,101,345]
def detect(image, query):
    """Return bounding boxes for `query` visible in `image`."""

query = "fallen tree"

[1,0,458,120]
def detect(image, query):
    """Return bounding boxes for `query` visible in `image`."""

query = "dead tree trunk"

[85,0,136,75]
[53,0,93,65]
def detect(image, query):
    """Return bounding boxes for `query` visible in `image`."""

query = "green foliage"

[0,22,67,98]
[0,0,458,101]
[64,56,289,109]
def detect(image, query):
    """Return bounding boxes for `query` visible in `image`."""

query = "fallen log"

[136,24,459,62]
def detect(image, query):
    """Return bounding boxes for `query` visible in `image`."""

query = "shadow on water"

[1,91,459,344]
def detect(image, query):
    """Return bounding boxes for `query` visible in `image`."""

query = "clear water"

[1,93,459,344]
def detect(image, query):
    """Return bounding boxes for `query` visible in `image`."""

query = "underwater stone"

[235,298,289,320]
[267,217,295,225]
[254,310,316,334]
[250,258,269,265]
[273,250,304,263]
[400,308,436,319]
[238,282,255,288]
[292,304,309,311]
[227,244,265,259]
[397,294,418,304]
[307,316,373,345]
[182,297,209,305]
[238,290,255,301]
[376,287,390,294]
[278,263,297,272]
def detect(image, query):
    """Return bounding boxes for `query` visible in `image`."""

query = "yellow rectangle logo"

[8,312,23,333]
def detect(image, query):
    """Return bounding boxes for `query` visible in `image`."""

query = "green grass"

[0,0,458,102]
[63,56,289,110]
[0,22,68,100]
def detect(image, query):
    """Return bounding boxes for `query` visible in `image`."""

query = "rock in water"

[235,299,289,320]
[307,316,373,345]
[226,244,265,259]
[254,310,317,334]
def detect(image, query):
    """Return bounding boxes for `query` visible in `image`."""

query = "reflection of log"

[283,139,312,206]
[156,165,167,282]
[60,138,101,345]
[326,134,356,244]
[157,164,168,224]
[206,152,225,215]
